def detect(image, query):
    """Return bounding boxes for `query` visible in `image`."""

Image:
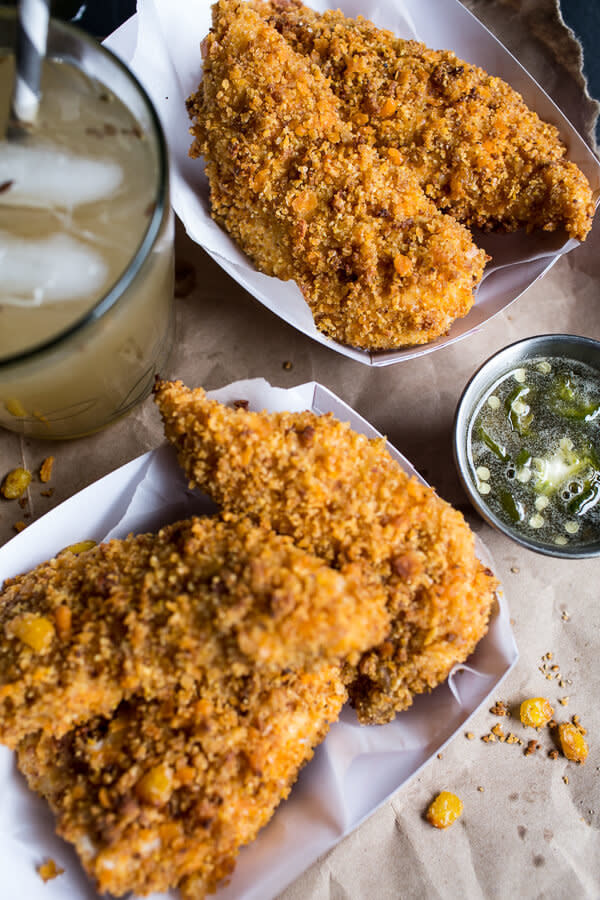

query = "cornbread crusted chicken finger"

[0,516,388,748]
[18,667,347,899]
[188,0,487,350]
[154,381,498,725]
[253,0,595,240]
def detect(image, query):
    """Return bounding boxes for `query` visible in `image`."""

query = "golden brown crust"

[0,516,387,747]
[18,667,346,898]
[154,380,498,725]
[253,0,594,240]
[187,0,487,350]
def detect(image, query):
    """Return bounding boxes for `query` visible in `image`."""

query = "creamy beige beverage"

[0,15,173,438]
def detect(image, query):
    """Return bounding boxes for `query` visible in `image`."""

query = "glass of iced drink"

[0,10,174,439]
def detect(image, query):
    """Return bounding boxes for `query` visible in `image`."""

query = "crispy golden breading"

[154,381,498,725]
[0,516,387,748]
[18,667,346,898]
[253,0,594,241]
[188,0,487,350]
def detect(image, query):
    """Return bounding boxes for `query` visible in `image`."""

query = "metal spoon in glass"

[6,0,50,140]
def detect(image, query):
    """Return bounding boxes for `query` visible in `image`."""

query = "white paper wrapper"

[0,380,517,899]
[103,0,600,367]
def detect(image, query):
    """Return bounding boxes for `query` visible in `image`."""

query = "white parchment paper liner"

[0,379,517,899]
[102,0,600,367]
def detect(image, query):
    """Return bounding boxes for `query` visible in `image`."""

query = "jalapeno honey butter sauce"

[467,357,600,547]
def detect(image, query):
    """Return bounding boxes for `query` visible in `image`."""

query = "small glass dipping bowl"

[453,334,600,559]
[0,10,174,439]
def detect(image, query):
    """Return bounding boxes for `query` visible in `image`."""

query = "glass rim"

[0,9,169,371]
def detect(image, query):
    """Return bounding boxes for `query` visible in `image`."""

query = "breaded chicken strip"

[18,667,346,898]
[253,0,594,240]
[154,381,498,725]
[0,516,387,747]
[188,0,487,350]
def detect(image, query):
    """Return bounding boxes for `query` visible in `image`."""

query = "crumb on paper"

[558,722,588,764]
[482,733,496,743]
[1,467,32,500]
[491,723,506,742]
[426,792,463,829]
[524,739,540,757]
[283,360,293,370]
[549,749,559,760]
[60,540,97,556]
[233,399,249,410]
[4,398,27,417]
[39,457,55,484]
[563,775,569,784]
[6,612,55,653]
[465,732,475,740]
[520,698,554,729]
[490,700,508,716]
[13,521,27,533]
[37,859,64,882]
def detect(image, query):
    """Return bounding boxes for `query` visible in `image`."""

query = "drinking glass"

[0,9,174,438]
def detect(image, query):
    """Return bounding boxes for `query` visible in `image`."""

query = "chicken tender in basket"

[253,0,595,240]
[18,667,346,898]
[188,0,487,350]
[0,516,387,748]
[154,380,498,725]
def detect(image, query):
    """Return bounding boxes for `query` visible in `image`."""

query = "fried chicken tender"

[188,0,487,350]
[154,380,498,725]
[253,0,595,240]
[18,667,346,898]
[0,516,387,748]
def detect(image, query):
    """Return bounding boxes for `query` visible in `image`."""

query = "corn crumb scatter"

[426,792,463,829]
[558,722,589,763]
[39,457,55,484]
[37,859,64,882]
[520,698,554,729]
[1,467,32,500]
[61,540,97,555]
